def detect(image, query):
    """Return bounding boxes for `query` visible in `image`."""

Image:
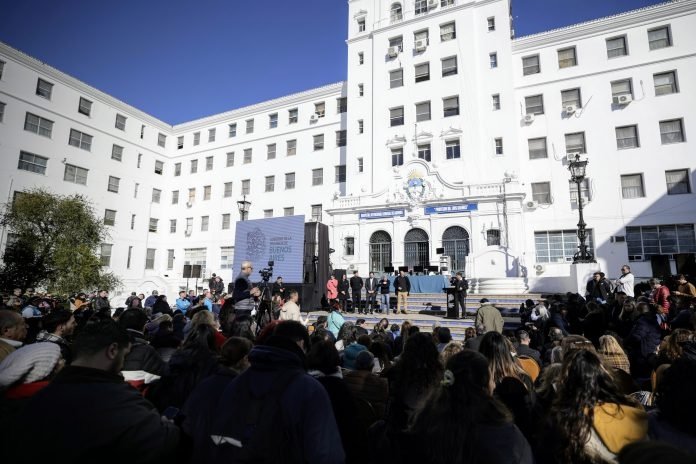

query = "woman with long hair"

[392,320,412,357]
[548,349,647,463]
[408,350,533,464]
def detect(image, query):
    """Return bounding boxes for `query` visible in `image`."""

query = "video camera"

[258,260,274,283]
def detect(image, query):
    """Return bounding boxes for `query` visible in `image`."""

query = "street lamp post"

[237,195,251,221]
[568,154,595,263]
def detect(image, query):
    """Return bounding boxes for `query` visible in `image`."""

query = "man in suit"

[453,272,468,318]
[349,271,364,314]
[394,270,411,315]
[364,272,378,314]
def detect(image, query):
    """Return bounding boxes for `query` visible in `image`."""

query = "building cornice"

[512,0,696,52]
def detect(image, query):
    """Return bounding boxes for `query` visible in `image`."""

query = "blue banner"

[424,203,478,215]
[359,209,405,220]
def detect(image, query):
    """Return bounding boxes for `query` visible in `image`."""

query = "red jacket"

[326,278,338,300]
[652,286,671,313]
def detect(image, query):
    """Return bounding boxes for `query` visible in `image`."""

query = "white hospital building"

[1,0,695,297]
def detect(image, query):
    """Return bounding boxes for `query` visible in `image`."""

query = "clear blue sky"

[0,0,663,124]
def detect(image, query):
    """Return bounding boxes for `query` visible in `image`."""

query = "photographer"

[232,261,260,316]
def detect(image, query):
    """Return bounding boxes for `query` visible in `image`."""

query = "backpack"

[209,369,304,464]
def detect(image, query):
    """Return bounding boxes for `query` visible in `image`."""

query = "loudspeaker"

[675,253,696,276]
[191,264,202,279]
[436,247,445,254]
[182,264,192,278]
[650,255,671,280]
[398,266,409,272]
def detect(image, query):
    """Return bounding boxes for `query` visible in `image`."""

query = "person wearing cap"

[475,299,504,334]
[0,310,27,362]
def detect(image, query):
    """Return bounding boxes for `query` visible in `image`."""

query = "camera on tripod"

[258,260,274,282]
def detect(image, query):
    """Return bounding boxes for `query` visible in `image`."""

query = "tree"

[0,189,121,294]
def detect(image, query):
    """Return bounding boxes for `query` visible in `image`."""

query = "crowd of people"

[0,263,695,463]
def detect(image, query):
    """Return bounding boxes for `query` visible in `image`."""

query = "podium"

[444,286,458,319]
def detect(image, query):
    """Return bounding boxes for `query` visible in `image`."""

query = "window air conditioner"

[387,46,399,58]
[523,113,535,124]
[566,152,581,163]
[612,94,633,105]
[535,264,545,273]
[186,201,193,208]
[414,39,428,51]
[310,114,318,122]
[525,200,539,209]
[428,0,438,8]
[564,104,578,114]
[184,230,192,237]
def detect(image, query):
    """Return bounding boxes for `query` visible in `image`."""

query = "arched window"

[404,228,430,268]
[442,226,470,272]
[390,3,403,23]
[486,229,501,246]
[369,231,392,273]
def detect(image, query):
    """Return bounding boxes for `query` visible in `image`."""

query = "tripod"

[253,279,274,333]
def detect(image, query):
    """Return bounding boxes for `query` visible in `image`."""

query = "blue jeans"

[380,294,389,311]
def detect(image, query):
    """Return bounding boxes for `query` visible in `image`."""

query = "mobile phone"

[163,406,180,421]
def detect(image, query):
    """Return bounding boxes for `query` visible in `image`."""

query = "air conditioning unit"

[525,200,539,209]
[348,264,355,270]
[186,201,193,208]
[523,113,535,124]
[610,236,626,243]
[613,94,633,105]
[566,152,581,163]
[428,0,438,8]
[535,264,546,273]
[628,255,643,261]
[414,39,428,51]
[184,230,192,237]
[564,104,578,114]
[309,114,318,122]
[387,46,399,58]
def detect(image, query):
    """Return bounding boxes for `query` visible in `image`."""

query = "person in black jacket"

[338,274,350,313]
[9,319,179,464]
[272,276,285,299]
[378,276,391,313]
[349,271,364,314]
[394,270,411,315]
[453,272,468,318]
[586,272,611,303]
[118,308,168,383]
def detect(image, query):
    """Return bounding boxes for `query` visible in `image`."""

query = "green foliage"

[0,188,122,294]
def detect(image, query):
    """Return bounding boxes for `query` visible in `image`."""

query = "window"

[107,176,120,193]
[389,36,403,52]
[193,132,200,145]
[287,140,296,156]
[335,165,346,183]
[337,97,347,113]
[492,94,500,110]
[190,159,198,173]
[336,130,347,148]
[358,18,366,32]
[358,52,364,64]
[201,216,209,232]
[203,185,211,200]
[561,88,582,109]
[149,218,159,233]
[391,3,402,22]
[134,183,139,198]
[208,128,216,142]
[246,118,254,134]
[226,152,235,167]
[621,174,645,199]
[284,207,295,217]
[78,97,92,116]
[136,155,142,167]
[525,95,544,115]
[269,113,278,128]
[68,129,92,151]
[222,214,231,230]
[264,209,273,218]
[487,17,496,31]
[626,224,696,260]
[415,101,431,122]
[24,113,53,137]
[442,96,459,118]
[228,123,237,137]
[557,47,577,68]
[531,182,551,204]
[535,230,595,263]
[648,25,671,50]
[100,244,113,267]
[177,136,184,149]
[140,124,145,139]
[654,71,678,96]
[345,237,355,256]
[389,69,403,89]
[390,107,404,126]
[130,215,136,231]
[36,78,53,99]
[441,56,457,77]
[565,132,586,154]
[241,179,250,195]
[224,182,233,198]
[660,119,685,144]
[486,229,500,246]
[369,231,392,273]
[314,134,324,150]
[357,157,364,172]
[440,22,456,41]
[205,156,214,171]
[312,168,323,186]
[522,55,540,75]
[0,60,4,79]
[172,190,179,204]
[311,204,322,222]
[166,249,174,270]
[418,144,431,161]
[415,0,428,14]
[18,151,48,174]
[157,133,166,147]
[267,143,276,159]
[569,178,591,206]
[666,169,691,195]
[265,176,275,192]
[392,148,404,166]
[145,249,156,270]
[616,125,639,149]
[154,160,163,174]
[315,102,325,118]
[606,36,627,58]
[289,108,298,124]
[358,120,364,134]
[152,188,161,203]
[358,83,364,97]
[183,247,206,275]
[0,101,4,122]
[494,138,503,155]
[611,79,633,98]
[414,29,429,47]
[174,163,182,176]
[285,172,295,189]
[188,188,196,203]
[445,140,460,159]
[528,138,548,159]
[490,52,498,68]
[415,62,430,83]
